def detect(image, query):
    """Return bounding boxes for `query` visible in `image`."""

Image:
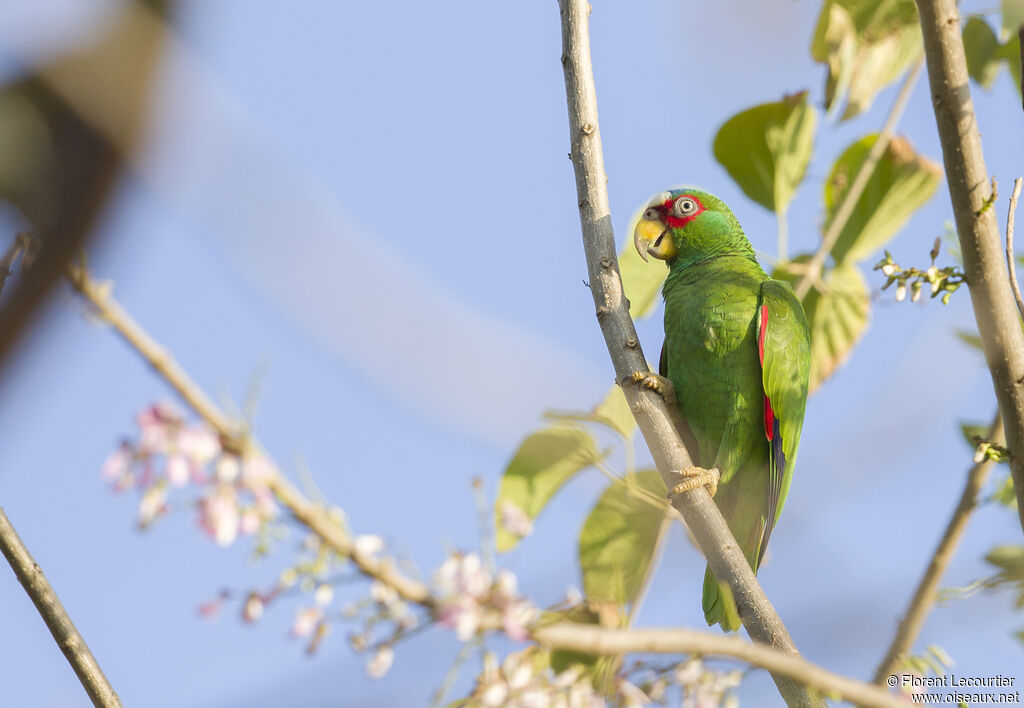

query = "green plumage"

[638,188,810,631]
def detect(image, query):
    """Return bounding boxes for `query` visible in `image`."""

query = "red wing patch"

[758,304,774,440]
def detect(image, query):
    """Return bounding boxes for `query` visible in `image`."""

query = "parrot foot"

[667,466,720,498]
[626,371,676,406]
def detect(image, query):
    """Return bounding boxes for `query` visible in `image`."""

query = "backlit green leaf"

[579,470,668,607]
[495,426,604,552]
[824,134,941,264]
[778,260,870,392]
[619,232,667,320]
[811,0,922,120]
[712,92,817,214]
[963,17,1003,88]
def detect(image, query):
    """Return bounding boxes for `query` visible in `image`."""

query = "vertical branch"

[793,59,923,299]
[556,2,821,706]
[915,0,1024,532]
[0,509,123,708]
[872,413,1003,683]
[1006,178,1024,320]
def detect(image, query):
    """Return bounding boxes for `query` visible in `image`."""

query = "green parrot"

[632,187,811,631]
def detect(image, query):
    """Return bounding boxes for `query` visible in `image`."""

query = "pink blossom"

[198,486,240,547]
[438,596,483,641]
[290,606,324,638]
[366,645,394,679]
[165,454,190,487]
[239,509,262,535]
[101,443,134,483]
[498,500,534,539]
[501,600,536,641]
[137,402,183,452]
[242,593,264,623]
[137,484,168,528]
[215,456,241,483]
[354,534,385,557]
[178,425,220,467]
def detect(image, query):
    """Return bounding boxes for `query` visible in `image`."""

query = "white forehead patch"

[646,191,672,208]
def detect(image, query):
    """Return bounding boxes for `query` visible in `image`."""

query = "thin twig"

[872,412,1003,683]
[1006,178,1024,321]
[916,0,1024,532]
[793,58,923,299]
[64,264,434,608]
[0,508,123,708]
[556,2,819,706]
[533,624,906,708]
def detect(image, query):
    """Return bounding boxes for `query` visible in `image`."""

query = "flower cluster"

[102,402,278,546]
[433,552,538,642]
[874,241,964,305]
[468,650,609,708]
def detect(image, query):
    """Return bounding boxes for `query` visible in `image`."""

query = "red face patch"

[661,194,706,229]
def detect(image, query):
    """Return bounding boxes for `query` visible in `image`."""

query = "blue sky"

[0,1,1022,706]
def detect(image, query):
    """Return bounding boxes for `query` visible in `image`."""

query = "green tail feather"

[702,566,742,631]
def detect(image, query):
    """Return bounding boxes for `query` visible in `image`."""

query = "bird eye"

[674,198,697,217]
[643,208,660,220]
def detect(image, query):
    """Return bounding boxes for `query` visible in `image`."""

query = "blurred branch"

[533,624,905,708]
[0,234,32,297]
[872,412,1003,683]
[792,58,923,299]
[0,508,122,708]
[0,1,169,376]
[916,0,1024,533]
[64,264,433,608]
[1007,178,1024,320]
[556,2,819,706]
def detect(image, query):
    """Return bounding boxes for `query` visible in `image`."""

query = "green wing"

[757,279,811,562]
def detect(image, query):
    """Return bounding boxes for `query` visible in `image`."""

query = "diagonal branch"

[916,0,1024,533]
[65,264,434,609]
[556,2,820,706]
[1006,178,1024,321]
[793,58,923,300]
[534,623,906,708]
[0,508,123,708]
[872,412,1003,683]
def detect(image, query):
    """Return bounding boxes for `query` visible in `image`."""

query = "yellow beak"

[633,217,677,262]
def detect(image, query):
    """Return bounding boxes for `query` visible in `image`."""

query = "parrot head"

[633,188,747,266]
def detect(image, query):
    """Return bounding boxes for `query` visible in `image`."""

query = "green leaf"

[991,475,1019,507]
[579,470,668,607]
[544,386,636,440]
[955,329,984,350]
[986,546,1024,585]
[824,135,941,264]
[544,604,603,674]
[811,0,922,120]
[997,31,1022,98]
[960,421,989,450]
[712,92,817,214]
[619,230,667,320]
[963,18,1003,88]
[592,385,635,440]
[778,260,870,392]
[495,426,604,552]
[1003,0,1024,33]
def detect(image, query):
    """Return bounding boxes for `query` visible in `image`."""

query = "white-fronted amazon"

[632,188,811,631]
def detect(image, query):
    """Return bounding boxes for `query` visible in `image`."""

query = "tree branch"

[793,58,923,299]
[1006,178,1024,321]
[533,624,905,708]
[556,2,820,706]
[64,264,434,609]
[916,0,1024,532]
[0,508,122,708]
[872,412,1003,683]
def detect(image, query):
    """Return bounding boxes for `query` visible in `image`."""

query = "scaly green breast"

[662,257,766,485]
